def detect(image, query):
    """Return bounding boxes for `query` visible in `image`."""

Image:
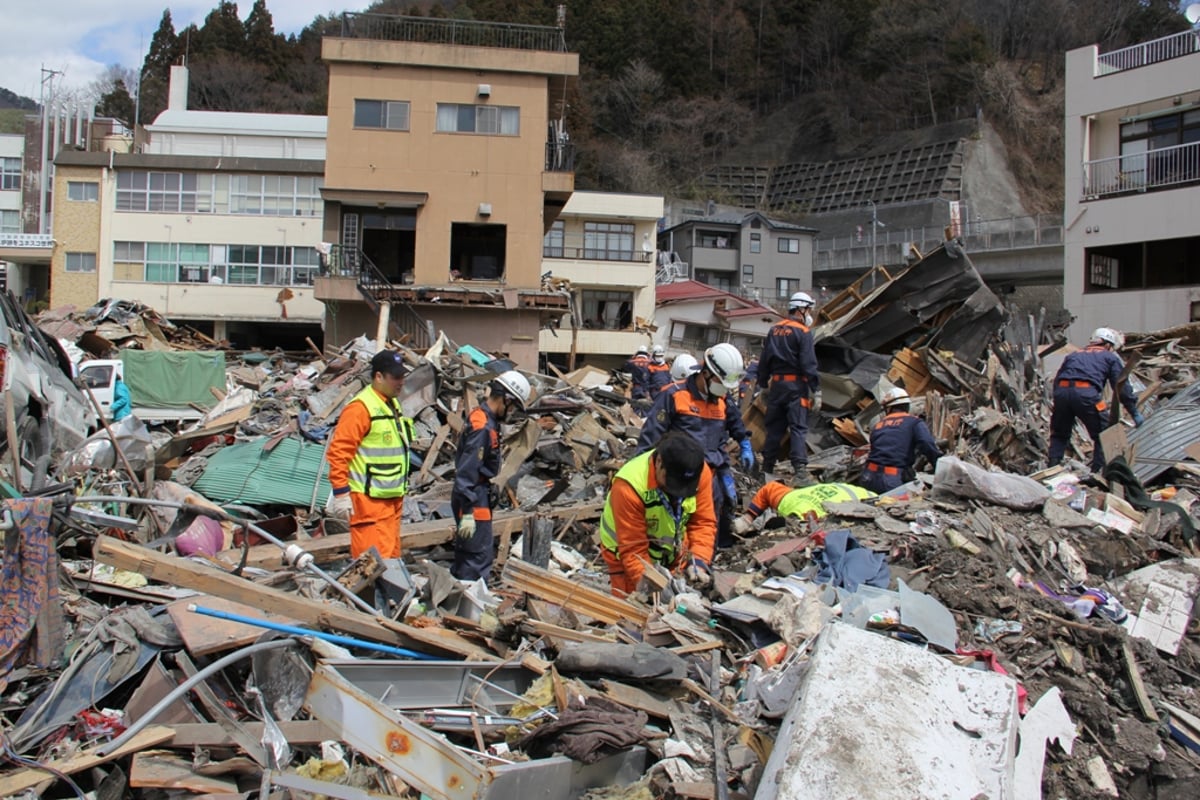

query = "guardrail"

[1083,140,1200,198]
[1097,29,1200,75]
[340,12,566,52]
[0,233,53,248]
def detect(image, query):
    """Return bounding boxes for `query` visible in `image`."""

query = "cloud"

[0,1,364,103]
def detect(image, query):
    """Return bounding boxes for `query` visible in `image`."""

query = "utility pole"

[39,66,64,235]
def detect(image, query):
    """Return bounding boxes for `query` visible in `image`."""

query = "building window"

[0,158,19,191]
[583,222,634,261]
[0,209,18,234]
[1089,253,1119,290]
[697,229,732,248]
[749,233,761,253]
[450,223,506,280]
[778,237,800,254]
[669,321,720,351]
[436,103,519,135]
[231,175,322,216]
[67,181,99,202]
[115,170,319,216]
[114,240,318,286]
[65,252,96,273]
[742,264,754,284]
[694,271,733,291]
[354,99,410,131]
[580,290,633,330]
[1084,237,1200,292]
[776,277,801,299]
[1119,109,1200,190]
[543,220,564,258]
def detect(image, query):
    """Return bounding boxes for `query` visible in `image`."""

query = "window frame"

[580,288,634,331]
[65,252,97,273]
[777,237,800,254]
[583,221,635,261]
[0,157,19,191]
[543,219,564,258]
[749,233,761,253]
[353,99,411,131]
[435,103,520,136]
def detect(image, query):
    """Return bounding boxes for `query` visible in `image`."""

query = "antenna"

[1187,3,1200,24]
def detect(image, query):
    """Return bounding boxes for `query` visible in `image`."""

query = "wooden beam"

[166,721,333,748]
[502,559,648,626]
[0,726,174,797]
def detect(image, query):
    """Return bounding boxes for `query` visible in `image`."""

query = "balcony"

[689,245,739,273]
[340,12,566,52]
[1097,29,1200,75]
[1083,141,1200,199]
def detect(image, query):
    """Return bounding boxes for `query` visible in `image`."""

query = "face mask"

[653,356,665,364]
[804,312,814,326]
[707,377,729,397]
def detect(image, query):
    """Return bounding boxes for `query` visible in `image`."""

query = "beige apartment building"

[1064,30,1200,338]
[314,14,579,368]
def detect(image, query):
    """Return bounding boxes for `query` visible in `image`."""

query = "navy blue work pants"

[1048,386,1107,472]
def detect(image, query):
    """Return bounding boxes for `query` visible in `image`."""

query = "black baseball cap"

[656,433,705,498]
[370,350,408,378]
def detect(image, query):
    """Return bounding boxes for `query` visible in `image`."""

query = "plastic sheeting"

[193,436,330,507]
[121,349,226,409]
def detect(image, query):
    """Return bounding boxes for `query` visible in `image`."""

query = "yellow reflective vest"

[599,450,697,565]
[347,386,414,499]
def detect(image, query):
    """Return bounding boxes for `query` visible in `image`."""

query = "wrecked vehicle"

[78,350,227,424]
[0,290,93,488]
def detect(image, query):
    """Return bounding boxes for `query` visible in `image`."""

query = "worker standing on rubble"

[636,343,752,548]
[757,292,821,487]
[646,345,672,394]
[325,350,415,559]
[452,370,532,581]
[732,481,875,534]
[624,345,650,402]
[1048,327,1143,473]
[857,387,942,493]
[599,433,716,596]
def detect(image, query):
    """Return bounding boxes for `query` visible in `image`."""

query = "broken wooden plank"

[166,721,333,748]
[129,751,239,793]
[599,679,677,720]
[502,559,649,626]
[0,726,174,797]
[1122,640,1161,723]
[166,595,300,657]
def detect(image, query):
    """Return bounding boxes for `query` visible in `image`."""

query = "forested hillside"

[92,0,1191,213]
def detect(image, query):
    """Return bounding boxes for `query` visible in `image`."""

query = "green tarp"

[121,350,226,409]
[193,436,331,507]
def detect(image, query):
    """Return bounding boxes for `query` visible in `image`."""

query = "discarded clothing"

[813,529,890,591]
[518,695,650,764]
[1103,457,1195,543]
[0,498,64,692]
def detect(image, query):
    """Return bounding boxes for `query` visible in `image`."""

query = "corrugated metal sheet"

[193,436,330,507]
[1128,380,1200,484]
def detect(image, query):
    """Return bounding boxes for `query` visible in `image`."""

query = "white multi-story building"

[1064,29,1200,338]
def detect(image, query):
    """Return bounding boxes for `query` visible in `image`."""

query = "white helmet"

[788,291,815,311]
[492,370,532,411]
[1091,327,1124,350]
[671,353,699,381]
[703,343,744,389]
[636,345,649,356]
[651,345,665,357]
[881,386,911,408]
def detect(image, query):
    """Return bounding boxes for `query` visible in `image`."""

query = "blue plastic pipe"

[188,604,439,661]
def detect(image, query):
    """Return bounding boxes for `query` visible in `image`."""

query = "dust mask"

[707,377,729,397]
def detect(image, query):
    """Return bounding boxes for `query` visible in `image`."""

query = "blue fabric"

[111,378,132,421]
[814,529,890,592]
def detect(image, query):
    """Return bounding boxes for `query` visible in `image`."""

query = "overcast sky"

[1,1,366,103]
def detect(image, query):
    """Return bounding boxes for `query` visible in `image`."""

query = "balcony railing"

[0,233,53,248]
[1083,141,1200,198]
[340,12,566,52]
[545,140,575,172]
[543,234,654,263]
[1097,29,1200,75]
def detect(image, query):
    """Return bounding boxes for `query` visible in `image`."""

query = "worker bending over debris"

[636,343,752,548]
[857,387,942,494]
[757,291,821,487]
[599,433,716,596]
[452,370,532,581]
[1048,327,1143,473]
[733,481,875,534]
[325,350,415,559]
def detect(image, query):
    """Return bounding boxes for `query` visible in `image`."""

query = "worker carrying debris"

[325,350,415,559]
[733,481,875,533]
[599,433,716,596]
[857,387,943,493]
[646,345,672,394]
[757,291,821,487]
[1048,327,1143,473]
[636,343,753,548]
[452,370,532,581]
[624,345,650,401]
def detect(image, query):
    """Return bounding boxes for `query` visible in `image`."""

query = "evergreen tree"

[245,0,281,67]
[97,79,136,124]
[138,10,180,123]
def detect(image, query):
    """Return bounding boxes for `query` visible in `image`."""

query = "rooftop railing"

[1097,29,1200,75]
[1083,140,1200,198]
[340,12,566,52]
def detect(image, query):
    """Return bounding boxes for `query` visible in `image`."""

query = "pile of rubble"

[0,244,1198,799]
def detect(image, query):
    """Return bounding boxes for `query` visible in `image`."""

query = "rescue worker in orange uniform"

[646,345,673,395]
[599,433,716,596]
[325,350,415,559]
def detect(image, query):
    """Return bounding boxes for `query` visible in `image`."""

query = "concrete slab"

[755,623,1018,800]
[1115,558,1200,655]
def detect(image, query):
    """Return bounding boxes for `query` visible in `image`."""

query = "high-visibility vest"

[777,482,873,519]
[346,386,414,499]
[599,450,697,565]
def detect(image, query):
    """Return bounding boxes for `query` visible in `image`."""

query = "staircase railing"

[326,244,434,350]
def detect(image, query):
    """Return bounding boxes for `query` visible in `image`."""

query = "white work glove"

[811,390,823,411]
[456,514,477,541]
[325,492,351,521]
[732,514,754,536]
[684,557,711,588]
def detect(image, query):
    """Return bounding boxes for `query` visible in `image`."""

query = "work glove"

[456,514,477,541]
[732,513,754,536]
[1132,411,1146,427]
[810,390,823,412]
[739,439,755,470]
[684,557,711,588]
[325,491,351,521]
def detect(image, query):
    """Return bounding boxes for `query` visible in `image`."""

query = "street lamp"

[867,200,886,289]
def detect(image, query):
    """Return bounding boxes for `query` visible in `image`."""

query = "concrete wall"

[49,164,102,308]
[1063,43,1200,338]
